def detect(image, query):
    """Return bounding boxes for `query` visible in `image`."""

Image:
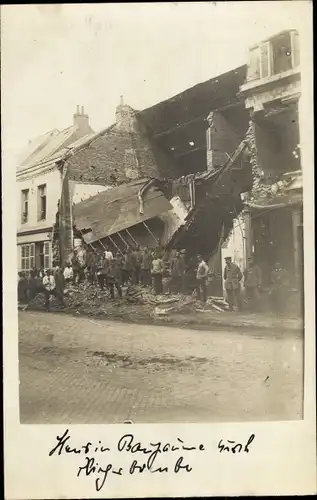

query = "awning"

[73,178,172,243]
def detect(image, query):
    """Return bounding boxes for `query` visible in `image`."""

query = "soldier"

[169,251,185,294]
[121,249,133,286]
[141,246,152,287]
[151,252,164,295]
[243,256,262,310]
[131,245,142,285]
[107,254,123,299]
[270,262,289,315]
[224,256,243,311]
[196,255,209,302]
[96,251,107,291]
[86,248,98,285]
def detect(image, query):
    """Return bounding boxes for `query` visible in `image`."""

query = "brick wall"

[67,117,179,186]
[207,110,246,169]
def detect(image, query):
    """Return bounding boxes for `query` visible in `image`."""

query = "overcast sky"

[2,2,309,166]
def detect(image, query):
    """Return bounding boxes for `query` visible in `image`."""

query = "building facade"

[227,29,303,293]
[15,107,107,272]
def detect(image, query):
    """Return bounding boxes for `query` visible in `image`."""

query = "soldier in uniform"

[224,256,243,311]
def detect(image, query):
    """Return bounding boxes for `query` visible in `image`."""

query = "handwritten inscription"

[48,429,255,492]
[218,434,255,454]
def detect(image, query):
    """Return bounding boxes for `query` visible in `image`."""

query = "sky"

[1,2,310,167]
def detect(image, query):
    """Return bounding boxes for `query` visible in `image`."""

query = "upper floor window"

[271,32,293,75]
[37,184,47,221]
[21,189,29,224]
[247,30,300,82]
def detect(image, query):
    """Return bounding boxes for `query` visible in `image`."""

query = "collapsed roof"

[167,140,253,256]
[139,65,248,175]
[73,178,172,244]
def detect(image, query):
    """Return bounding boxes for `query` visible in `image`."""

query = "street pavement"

[19,311,303,424]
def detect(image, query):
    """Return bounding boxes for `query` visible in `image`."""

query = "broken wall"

[254,106,300,183]
[206,107,249,170]
[66,117,179,187]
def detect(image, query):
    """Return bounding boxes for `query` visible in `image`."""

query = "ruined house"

[17,61,255,282]
[60,67,252,286]
[238,29,303,291]
[67,67,251,263]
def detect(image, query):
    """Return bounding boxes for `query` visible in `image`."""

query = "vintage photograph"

[12,4,304,425]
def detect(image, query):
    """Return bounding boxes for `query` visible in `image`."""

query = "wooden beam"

[142,221,159,244]
[117,231,131,250]
[174,146,206,158]
[151,101,241,140]
[152,116,205,139]
[107,235,124,256]
[125,229,138,246]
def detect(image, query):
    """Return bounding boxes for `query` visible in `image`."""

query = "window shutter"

[30,243,35,269]
[37,187,41,221]
[248,46,260,81]
[260,41,271,78]
[291,31,300,67]
[44,242,51,270]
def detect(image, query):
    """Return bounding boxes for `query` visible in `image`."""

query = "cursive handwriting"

[48,429,110,457]
[117,433,204,471]
[218,434,255,454]
[47,429,256,493]
[77,456,123,492]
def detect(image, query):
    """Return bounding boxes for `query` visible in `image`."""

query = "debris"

[153,296,196,316]
[206,296,230,311]
[209,302,225,313]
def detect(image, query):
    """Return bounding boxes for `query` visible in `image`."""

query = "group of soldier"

[18,241,290,313]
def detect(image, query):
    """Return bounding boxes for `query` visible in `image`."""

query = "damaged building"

[237,29,303,293]
[72,178,185,252]
[65,66,252,287]
[17,28,303,304]
[16,64,253,293]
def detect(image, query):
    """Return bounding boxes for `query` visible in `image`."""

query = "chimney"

[115,96,136,132]
[73,105,90,131]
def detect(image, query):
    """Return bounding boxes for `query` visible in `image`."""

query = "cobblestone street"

[19,311,303,424]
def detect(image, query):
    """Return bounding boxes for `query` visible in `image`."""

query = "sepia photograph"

[9,4,305,427]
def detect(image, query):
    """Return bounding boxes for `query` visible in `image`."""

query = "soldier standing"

[224,256,243,311]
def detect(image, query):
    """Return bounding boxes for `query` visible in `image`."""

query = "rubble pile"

[24,281,231,322]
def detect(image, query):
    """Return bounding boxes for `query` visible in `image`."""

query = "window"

[247,31,300,82]
[271,32,293,75]
[44,242,51,269]
[39,241,51,269]
[21,243,35,271]
[248,46,261,81]
[37,184,47,221]
[21,189,29,224]
[260,42,271,79]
